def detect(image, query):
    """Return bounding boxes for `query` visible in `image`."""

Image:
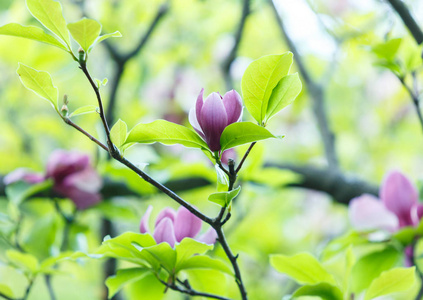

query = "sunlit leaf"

[220,122,279,152]
[292,283,343,300]
[89,31,122,52]
[270,253,336,285]
[0,284,14,298]
[69,105,98,117]
[208,186,241,207]
[364,267,416,300]
[176,255,233,275]
[241,52,293,123]
[126,120,208,150]
[0,23,67,50]
[266,73,302,122]
[110,119,128,148]
[106,268,150,299]
[26,0,71,48]
[6,250,39,275]
[16,63,59,111]
[67,18,101,53]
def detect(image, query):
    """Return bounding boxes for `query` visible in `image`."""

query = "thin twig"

[221,0,251,90]
[104,3,169,126]
[235,142,256,174]
[62,117,109,151]
[44,275,57,300]
[269,0,339,171]
[397,74,423,134]
[158,278,231,300]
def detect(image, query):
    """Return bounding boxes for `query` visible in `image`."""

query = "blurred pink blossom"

[140,205,217,247]
[349,170,423,232]
[4,150,102,210]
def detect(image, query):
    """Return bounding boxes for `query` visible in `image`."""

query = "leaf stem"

[235,142,256,174]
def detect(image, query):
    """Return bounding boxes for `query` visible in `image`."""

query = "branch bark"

[269,0,339,171]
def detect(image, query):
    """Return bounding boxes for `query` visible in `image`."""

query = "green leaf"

[67,18,101,53]
[372,38,402,60]
[110,119,128,148]
[106,268,150,299]
[26,0,71,48]
[175,238,213,266]
[351,246,400,293]
[16,63,59,111]
[69,105,98,117]
[364,267,416,300]
[6,250,39,275]
[292,283,343,300]
[176,255,233,275]
[208,186,241,207]
[220,122,278,152]
[270,253,336,285]
[266,73,302,122]
[0,23,67,50]
[5,180,53,207]
[90,31,122,52]
[126,120,208,150]
[241,52,293,123]
[139,243,176,273]
[0,284,14,298]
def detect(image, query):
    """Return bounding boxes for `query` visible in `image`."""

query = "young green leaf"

[175,238,213,266]
[265,73,302,122]
[176,255,233,275]
[26,0,71,49]
[0,23,67,50]
[16,63,59,111]
[89,31,122,53]
[351,247,400,293]
[241,52,293,123]
[215,164,229,192]
[106,268,150,299]
[372,38,402,61]
[292,283,343,300]
[0,284,14,299]
[5,179,53,207]
[69,105,98,117]
[208,186,241,207]
[6,250,39,275]
[110,119,128,149]
[270,253,336,285]
[364,267,416,300]
[125,120,208,150]
[67,18,101,53]
[220,122,279,152]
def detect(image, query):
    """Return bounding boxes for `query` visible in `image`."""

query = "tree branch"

[269,0,339,171]
[221,0,251,90]
[103,3,169,126]
[158,278,231,300]
[386,0,423,45]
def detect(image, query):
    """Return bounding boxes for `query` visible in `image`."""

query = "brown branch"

[269,0,339,171]
[221,0,251,90]
[386,0,423,45]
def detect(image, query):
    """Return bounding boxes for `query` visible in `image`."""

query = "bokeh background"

[1,0,423,299]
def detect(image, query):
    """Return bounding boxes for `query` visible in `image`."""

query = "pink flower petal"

[3,168,44,185]
[189,107,205,138]
[410,203,423,227]
[155,207,176,227]
[46,150,90,181]
[222,90,243,124]
[200,92,228,151]
[174,206,202,242]
[153,218,177,247]
[140,205,153,234]
[195,88,204,125]
[380,170,419,227]
[349,194,399,232]
[197,227,218,245]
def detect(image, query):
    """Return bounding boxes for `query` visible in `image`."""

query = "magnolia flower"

[4,150,102,210]
[189,88,243,152]
[140,205,217,247]
[46,150,102,210]
[349,170,423,232]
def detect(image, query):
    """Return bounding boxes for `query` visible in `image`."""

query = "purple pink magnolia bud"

[189,89,243,152]
[46,150,102,210]
[140,205,217,247]
[349,170,423,232]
